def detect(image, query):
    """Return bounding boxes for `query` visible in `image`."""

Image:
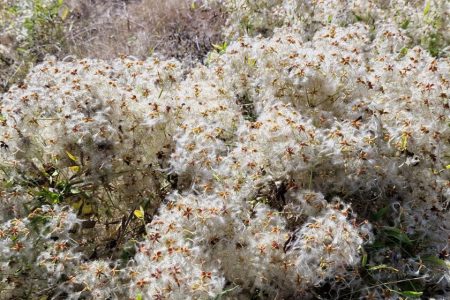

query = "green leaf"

[372,206,389,221]
[6,5,19,14]
[399,47,408,58]
[353,13,363,22]
[16,47,29,54]
[382,226,413,246]
[70,188,81,195]
[361,251,368,267]
[28,214,51,228]
[400,19,410,29]
[212,41,228,54]
[422,255,448,268]
[423,2,431,15]
[327,15,333,23]
[398,290,423,298]
[445,165,450,169]
[23,18,35,32]
[158,88,164,99]
[135,293,143,300]
[366,240,384,250]
[425,33,442,57]
[213,285,239,299]
[38,189,61,204]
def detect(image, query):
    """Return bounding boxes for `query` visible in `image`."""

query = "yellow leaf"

[246,57,257,67]
[213,173,221,181]
[66,151,78,162]
[212,42,228,53]
[134,207,144,219]
[69,165,80,172]
[71,199,83,210]
[59,6,70,21]
[212,44,222,51]
[423,1,431,15]
[368,264,399,272]
[81,203,94,215]
[446,165,450,169]
[400,133,408,151]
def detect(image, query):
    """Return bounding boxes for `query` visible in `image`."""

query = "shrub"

[0,0,449,299]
